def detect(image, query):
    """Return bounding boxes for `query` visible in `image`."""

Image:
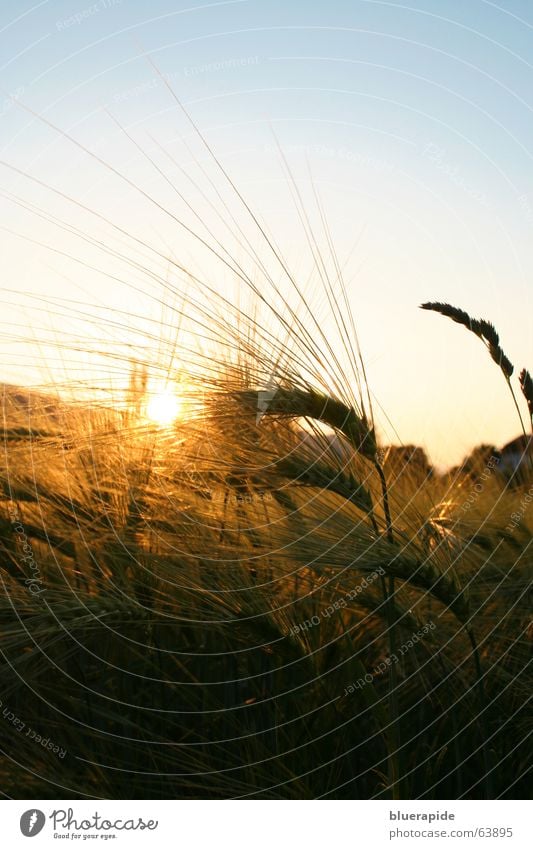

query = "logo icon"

[256,372,277,424]
[20,810,46,837]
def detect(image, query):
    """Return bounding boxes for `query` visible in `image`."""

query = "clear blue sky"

[1,0,533,466]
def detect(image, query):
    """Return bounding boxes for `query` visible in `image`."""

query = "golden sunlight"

[145,387,182,427]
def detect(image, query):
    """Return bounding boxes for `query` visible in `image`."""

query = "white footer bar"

[1,800,529,848]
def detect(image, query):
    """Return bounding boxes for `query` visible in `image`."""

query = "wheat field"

[0,99,531,802]
[0,291,531,800]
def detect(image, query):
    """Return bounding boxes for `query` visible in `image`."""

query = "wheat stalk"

[273,455,374,514]
[519,369,533,430]
[420,302,514,377]
[420,302,528,437]
[237,386,377,461]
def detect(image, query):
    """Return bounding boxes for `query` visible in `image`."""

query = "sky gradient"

[1,0,533,468]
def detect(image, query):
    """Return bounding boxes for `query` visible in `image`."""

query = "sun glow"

[145,388,182,427]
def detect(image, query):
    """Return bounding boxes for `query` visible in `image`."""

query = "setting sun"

[145,388,182,427]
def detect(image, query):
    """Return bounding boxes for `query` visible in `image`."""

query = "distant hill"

[449,435,532,487]
[0,383,64,439]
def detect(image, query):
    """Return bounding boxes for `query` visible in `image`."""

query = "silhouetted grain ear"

[420,301,483,335]
[519,368,533,424]
[420,302,531,437]
[283,529,470,623]
[420,302,514,378]
[476,319,514,378]
[238,386,377,461]
[273,453,374,515]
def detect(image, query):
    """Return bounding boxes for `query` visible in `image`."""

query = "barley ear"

[420,302,514,378]
[274,455,374,515]
[476,319,514,378]
[239,387,377,461]
[420,302,529,433]
[420,301,482,334]
[519,368,533,426]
